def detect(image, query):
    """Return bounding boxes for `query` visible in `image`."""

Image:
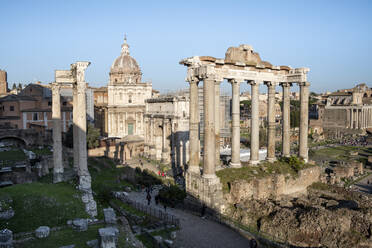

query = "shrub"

[158,185,186,208]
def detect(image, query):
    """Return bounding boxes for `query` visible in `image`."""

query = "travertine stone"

[188,78,200,174]
[161,118,168,163]
[249,81,260,164]
[52,83,63,183]
[203,77,216,178]
[99,227,119,248]
[299,82,310,162]
[229,79,242,168]
[103,208,117,225]
[265,81,276,162]
[35,226,50,238]
[280,82,292,157]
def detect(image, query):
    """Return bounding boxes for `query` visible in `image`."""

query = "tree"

[17,83,22,90]
[87,123,100,149]
[12,83,16,90]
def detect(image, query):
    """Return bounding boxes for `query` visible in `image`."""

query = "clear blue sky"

[0,0,371,93]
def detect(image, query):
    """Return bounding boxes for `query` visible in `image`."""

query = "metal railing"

[116,194,180,228]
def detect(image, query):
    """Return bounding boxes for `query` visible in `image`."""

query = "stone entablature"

[180,45,310,211]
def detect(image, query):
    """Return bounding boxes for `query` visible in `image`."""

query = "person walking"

[146,193,151,205]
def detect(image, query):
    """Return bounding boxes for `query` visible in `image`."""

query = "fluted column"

[249,81,260,164]
[281,82,291,157]
[188,78,200,173]
[214,80,222,167]
[265,82,276,162]
[203,77,216,177]
[52,83,63,183]
[298,82,310,162]
[230,79,242,167]
[73,85,79,172]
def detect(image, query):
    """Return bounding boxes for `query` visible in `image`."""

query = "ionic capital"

[264,81,277,87]
[280,82,292,88]
[76,61,91,83]
[228,78,244,85]
[297,81,311,87]
[51,83,60,94]
[247,80,260,86]
[186,76,199,85]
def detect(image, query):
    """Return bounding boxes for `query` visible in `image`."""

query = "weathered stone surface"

[72,219,88,232]
[86,239,99,248]
[0,229,13,248]
[99,227,119,248]
[59,245,75,248]
[153,235,163,244]
[164,239,174,248]
[170,231,177,240]
[103,208,117,225]
[0,210,14,220]
[35,226,50,238]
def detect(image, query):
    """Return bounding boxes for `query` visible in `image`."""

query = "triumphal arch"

[180,45,310,210]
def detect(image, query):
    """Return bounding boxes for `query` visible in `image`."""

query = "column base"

[53,172,64,183]
[282,153,290,158]
[266,157,277,163]
[229,162,241,168]
[202,173,217,179]
[187,166,200,174]
[249,160,260,165]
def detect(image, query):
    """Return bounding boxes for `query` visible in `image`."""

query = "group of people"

[339,137,371,146]
[144,185,167,212]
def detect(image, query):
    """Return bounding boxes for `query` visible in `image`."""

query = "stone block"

[0,229,12,247]
[0,210,14,220]
[35,226,50,238]
[99,227,119,248]
[103,208,117,225]
[86,239,99,248]
[72,219,88,232]
[164,239,174,248]
[153,235,163,244]
[170,231,177,240]
[59,245,75,248]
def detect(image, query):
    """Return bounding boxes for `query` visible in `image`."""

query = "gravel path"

[127,188,251,248]
[352,171,372,194]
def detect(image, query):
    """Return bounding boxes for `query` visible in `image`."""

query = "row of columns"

[188,76,310,178]
[347,108,372,129]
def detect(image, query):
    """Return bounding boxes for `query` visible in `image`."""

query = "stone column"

[298,82,310,162]
[230,79,241,168]
[265,82,276,162]
[281,82,291,157]
[249,81,260,164]
[356,109,359,129]
[52,83,63,183]
[73,85,79,172]
[214,80,222,167]
[188,78,200,173]
[203,77,216,177]
[161,118,168,163]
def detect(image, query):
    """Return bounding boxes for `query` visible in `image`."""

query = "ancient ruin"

[180,45,310,210]
[52,62,97,217]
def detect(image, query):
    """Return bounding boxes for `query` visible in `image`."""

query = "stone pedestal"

[185,171,224,211]
[0,229,13,248]
[99,227,119,248]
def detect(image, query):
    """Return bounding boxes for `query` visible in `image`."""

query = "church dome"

[110,36,142,84]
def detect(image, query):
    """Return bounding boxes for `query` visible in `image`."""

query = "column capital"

[51,83,60,95]
[297,81,311,87]
[280,82,293,87]
[247,80,260,86]
[186,76,199,85]
[264,81,278,87]
[228,78,244,85]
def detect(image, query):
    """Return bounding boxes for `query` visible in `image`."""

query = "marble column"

[265,82,276,162]
[281,82,291,157]
[298,82,310,162]
[73,85,79,172]
[230,79,241,168]
[356,109,359,129]
[52,83,63,183]
[214,80,221,167]
[188,78,200,173]
[203,77,216,177]
[249,81,260,164]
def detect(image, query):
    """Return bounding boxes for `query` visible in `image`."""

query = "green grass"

[216,159,316,192]
[0,182,88,233]
[16,224,105,248]
[136,234,155,248]
[111,199,146,217]
[0,149,26,162]
[30,147,52,156]
[311,146,372,162]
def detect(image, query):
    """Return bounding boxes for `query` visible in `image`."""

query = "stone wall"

[227,166,321,204]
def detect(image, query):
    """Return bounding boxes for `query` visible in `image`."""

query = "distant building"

[0,70,8,95]
[310,83,372,138]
